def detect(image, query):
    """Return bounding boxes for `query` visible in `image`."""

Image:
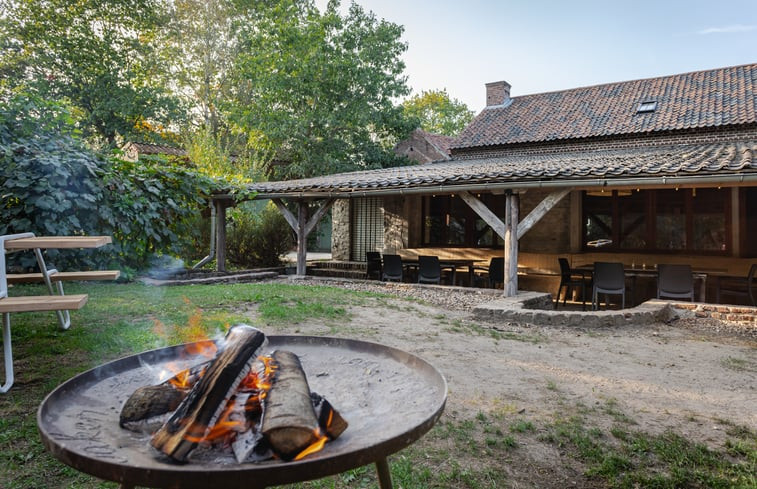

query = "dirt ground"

[259,280,756,487]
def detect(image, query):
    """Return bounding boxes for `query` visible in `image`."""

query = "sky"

[315,0,757,113]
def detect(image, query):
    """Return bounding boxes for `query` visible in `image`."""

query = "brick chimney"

[486,80,511,107]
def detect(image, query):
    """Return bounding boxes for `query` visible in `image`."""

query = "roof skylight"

[636,100,657,113]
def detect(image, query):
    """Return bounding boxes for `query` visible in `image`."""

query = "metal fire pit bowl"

[38,336,447,489]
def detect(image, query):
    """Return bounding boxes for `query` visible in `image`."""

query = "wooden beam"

[0,294,88,313]
[215,200,227,272]
[304,199,335,237]
[296,203,307,275]
[459,191,505,239]
[516,189,570,240]
[272,199,299,232]
[503,193,519,297]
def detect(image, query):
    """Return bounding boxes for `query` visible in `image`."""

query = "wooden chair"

[716,264,757,306]
[381,254,403,282]
[657,264,694,301]
[365,251,382,280]
[555,258,589,310]
[592,262,626,310]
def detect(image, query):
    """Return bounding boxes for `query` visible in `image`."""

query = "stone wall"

[330,199,350,260]
[518,189,573,254]
[383,196,408,253]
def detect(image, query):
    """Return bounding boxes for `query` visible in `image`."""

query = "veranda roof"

[243,140,757,199]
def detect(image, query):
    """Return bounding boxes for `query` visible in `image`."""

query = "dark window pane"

[447,196,467,245]
[423,197,445,245]
[619,190,647,249]
[692,188,726,251]
[656,190,686,250]
[584,193,613,247]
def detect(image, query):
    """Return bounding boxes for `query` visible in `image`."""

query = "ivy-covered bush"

[227,202,293,268]
[0,94,217,276]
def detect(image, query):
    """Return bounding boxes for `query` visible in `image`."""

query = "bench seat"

[0,294,89,313]
[6,270,120,284]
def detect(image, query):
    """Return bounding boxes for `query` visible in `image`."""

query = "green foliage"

[0,0,182,145]
[227,202,294,268]
[228,0,415,179]
[0,94,217,275]
[402,89,475,136]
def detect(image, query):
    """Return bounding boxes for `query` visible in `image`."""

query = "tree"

[402,89,474,137]
[227,0,415,179]
[162,0,241,136]
[0,0,182,145]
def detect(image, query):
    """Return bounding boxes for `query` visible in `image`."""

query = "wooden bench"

[0,294,89,313]
[6,270,120,284]
[1,294,89,393]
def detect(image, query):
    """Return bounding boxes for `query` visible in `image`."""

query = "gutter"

[212,172,757,202]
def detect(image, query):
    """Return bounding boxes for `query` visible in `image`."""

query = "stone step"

[309,268,367,280]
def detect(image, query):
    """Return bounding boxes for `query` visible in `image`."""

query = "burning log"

[150,325,267,462]
[261,350,322,461]
[311,392,349,440]
[119,363,207,432]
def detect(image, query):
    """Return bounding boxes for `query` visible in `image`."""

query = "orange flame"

[168,368,191,389]
[294,430,329,461]
[181,355,278,446]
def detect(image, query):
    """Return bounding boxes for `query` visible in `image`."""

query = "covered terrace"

[208,139,757,306]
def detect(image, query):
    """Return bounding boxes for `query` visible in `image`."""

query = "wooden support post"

[297,202,308,276]
[215,200,227,272]
[503,192,519,297]
[273,199,335,277]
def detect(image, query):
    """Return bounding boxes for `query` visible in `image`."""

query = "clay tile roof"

[422,131,456,155]
[453,63,757,149]
[247,140,756,196]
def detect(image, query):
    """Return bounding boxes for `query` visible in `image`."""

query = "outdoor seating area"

[0,233,118,393]
[364,252,484,287]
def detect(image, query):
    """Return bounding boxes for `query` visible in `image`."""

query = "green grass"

[542,410,757,488]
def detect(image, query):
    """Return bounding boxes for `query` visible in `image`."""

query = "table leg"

[375,457,393,489]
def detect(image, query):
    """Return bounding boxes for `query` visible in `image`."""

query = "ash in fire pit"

[119,325,348,464]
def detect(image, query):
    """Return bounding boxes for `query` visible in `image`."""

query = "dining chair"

[365,251,382,280]
[657,264,694,301]
[592,262,626,310]
[417,255,441,284]
[716,264,756,306]
[474,257,504,289]
[555,258,589,310]
[381,254,403,282]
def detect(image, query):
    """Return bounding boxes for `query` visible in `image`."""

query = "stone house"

[234,63,757,300]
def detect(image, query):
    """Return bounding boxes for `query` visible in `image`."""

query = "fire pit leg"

[375,457,393,489]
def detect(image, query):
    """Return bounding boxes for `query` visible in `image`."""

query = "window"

[582,188,730,253]
[636,100,657,113]
[422,194,505,247]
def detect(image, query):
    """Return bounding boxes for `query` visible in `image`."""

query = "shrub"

[227,202,293,268]
[0,94,217,276]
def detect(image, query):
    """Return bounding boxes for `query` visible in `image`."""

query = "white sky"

[316,0,757,112]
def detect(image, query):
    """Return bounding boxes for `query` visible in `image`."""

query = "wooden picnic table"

[1,233,117,393]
